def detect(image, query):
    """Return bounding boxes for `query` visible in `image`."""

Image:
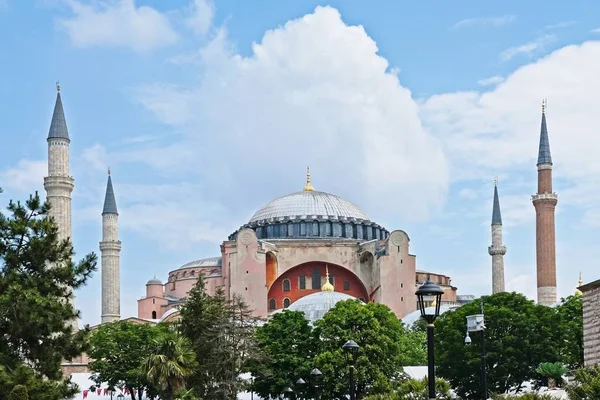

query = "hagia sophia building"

[41,84,561,333]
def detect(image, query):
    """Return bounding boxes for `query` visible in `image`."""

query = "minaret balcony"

[488,245,507,256]
[531,193,558,202]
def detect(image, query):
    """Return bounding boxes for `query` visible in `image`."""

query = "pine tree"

[0,190,97,399]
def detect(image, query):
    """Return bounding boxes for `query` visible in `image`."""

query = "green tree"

[435,292,561,399]
[7,385,28,400]
[536,362,567,389]
[565,364,600,400]
[142,330,196,400]
[312,300,407,399]
[555,295,583,369]
[249,310,317,398]
[178,275,261,399]
[88,321,166,399]
[0,190,97,400]
[363,377,454,400]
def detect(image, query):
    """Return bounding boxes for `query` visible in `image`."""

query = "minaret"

[489,178,507,294]
[43,82,77,329]
[100,168,121,323]
[532,100,558,306]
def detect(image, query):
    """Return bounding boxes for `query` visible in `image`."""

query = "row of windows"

[252,221,388,241]
[280,270,352,292]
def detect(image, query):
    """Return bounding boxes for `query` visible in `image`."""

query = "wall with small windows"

[267,261,369,311]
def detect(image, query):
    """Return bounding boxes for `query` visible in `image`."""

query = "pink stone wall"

[137,296,168,320]
[146,283,163,297]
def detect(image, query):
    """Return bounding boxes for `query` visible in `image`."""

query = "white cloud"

[544,21,576,30]
[499,34,556,61]
[186,0,214,36]
[452,15,516,30]
[131,6,449,222]
[0,160,46,193]
[59,0,179,54]
[592,28,600,33]
[478,76,505,86]
[421,40,600,228]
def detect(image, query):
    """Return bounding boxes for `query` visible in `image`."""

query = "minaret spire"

[532,100,558,305]
[489,179,507,293]
[43,83,77,329]
[100,169,121,323]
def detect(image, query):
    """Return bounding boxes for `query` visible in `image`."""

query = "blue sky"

[1,0,600,326]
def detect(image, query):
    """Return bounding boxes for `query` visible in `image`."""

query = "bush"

[565,364,600,399]
[363,377,454,400]
[8,385,29,400]
[491,394,556,400]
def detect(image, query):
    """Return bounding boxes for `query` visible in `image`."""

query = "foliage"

[555,295,583,369]
[564,364,600,400]
[312,300,408,399]
[178,275,261,400]
[435,292,562,399]
[8,385,28,400]
[0,190,97,400]
[249,310,317,398]
[536,362,567,389]
[363,377,454,400]
[142,330,196,400]
[88,321,167,399]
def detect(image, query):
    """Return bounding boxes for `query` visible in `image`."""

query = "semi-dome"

[288,291,361,323]
[250,190,369,223]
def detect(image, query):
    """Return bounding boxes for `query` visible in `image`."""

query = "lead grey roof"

[102,175,118,215]
[249,191,369,223]
[48,92,70,140]
[179,257,222,269]
[287,291,361,323]
[492,184,502,225]
[537,111,552,165]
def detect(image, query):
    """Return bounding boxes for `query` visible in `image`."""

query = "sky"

[1,0,600,327]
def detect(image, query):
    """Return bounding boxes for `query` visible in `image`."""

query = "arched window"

[152,311,157,319]
[269,298,276,310]
[283,298,291,308]
[283,279,291,292]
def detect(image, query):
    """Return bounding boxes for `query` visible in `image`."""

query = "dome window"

[269,298,276,310]
[283,279,291,292]
[283,298,291,308]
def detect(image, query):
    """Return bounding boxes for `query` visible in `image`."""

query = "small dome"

[250,190,369,223]
[147,277,162,285]
[288,291,360,323]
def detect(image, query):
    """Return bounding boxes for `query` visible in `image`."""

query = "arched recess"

[266,252,278,289]
[359,251,375,289]
[266,261,369,311]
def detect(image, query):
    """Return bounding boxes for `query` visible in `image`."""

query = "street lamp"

[415,278,444,400]
[283,386,294,399]
[116,395,124,400]
[342,340,360,400]
[465,301,487,400]
[310,368,322,400]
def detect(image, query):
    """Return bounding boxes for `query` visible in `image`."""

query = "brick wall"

[583,281,600,366]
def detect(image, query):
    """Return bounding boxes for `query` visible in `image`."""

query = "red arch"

[267,262,369,311]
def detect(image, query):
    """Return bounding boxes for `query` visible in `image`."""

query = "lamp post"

[342,340,360,400]
[465,301,487,400]
[415,278,444,400]
[310,368,322,400]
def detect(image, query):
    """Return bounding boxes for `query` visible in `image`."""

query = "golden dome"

[575,272,583,297]
[321,264,334,292]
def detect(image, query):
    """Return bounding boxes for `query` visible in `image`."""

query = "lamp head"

[415,278,444,323]
[310,368,322,377]
[465,333,472,344]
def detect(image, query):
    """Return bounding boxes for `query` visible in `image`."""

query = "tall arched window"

[152,311,157,319]
[269,298,276,310]
[283,278,291,292]
[283,298,291,308]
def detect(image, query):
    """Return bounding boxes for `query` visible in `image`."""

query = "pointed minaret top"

[102,170,118,215]
[48,83,70,141]
[303,166,315,191]
[492,179,502,225]
[537,99,552,166]
[321,264,334,292]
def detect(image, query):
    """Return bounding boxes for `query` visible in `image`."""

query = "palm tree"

[141,331,197,400]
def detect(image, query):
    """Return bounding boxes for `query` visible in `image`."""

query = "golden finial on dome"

[321,264,334,292]
[303,166,315,191]
[575,272,583,296]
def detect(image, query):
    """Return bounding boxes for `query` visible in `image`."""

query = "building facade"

[580,278,600,366]
[138,170,465,322]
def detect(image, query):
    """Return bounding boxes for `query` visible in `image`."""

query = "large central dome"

[249,190,369,223]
